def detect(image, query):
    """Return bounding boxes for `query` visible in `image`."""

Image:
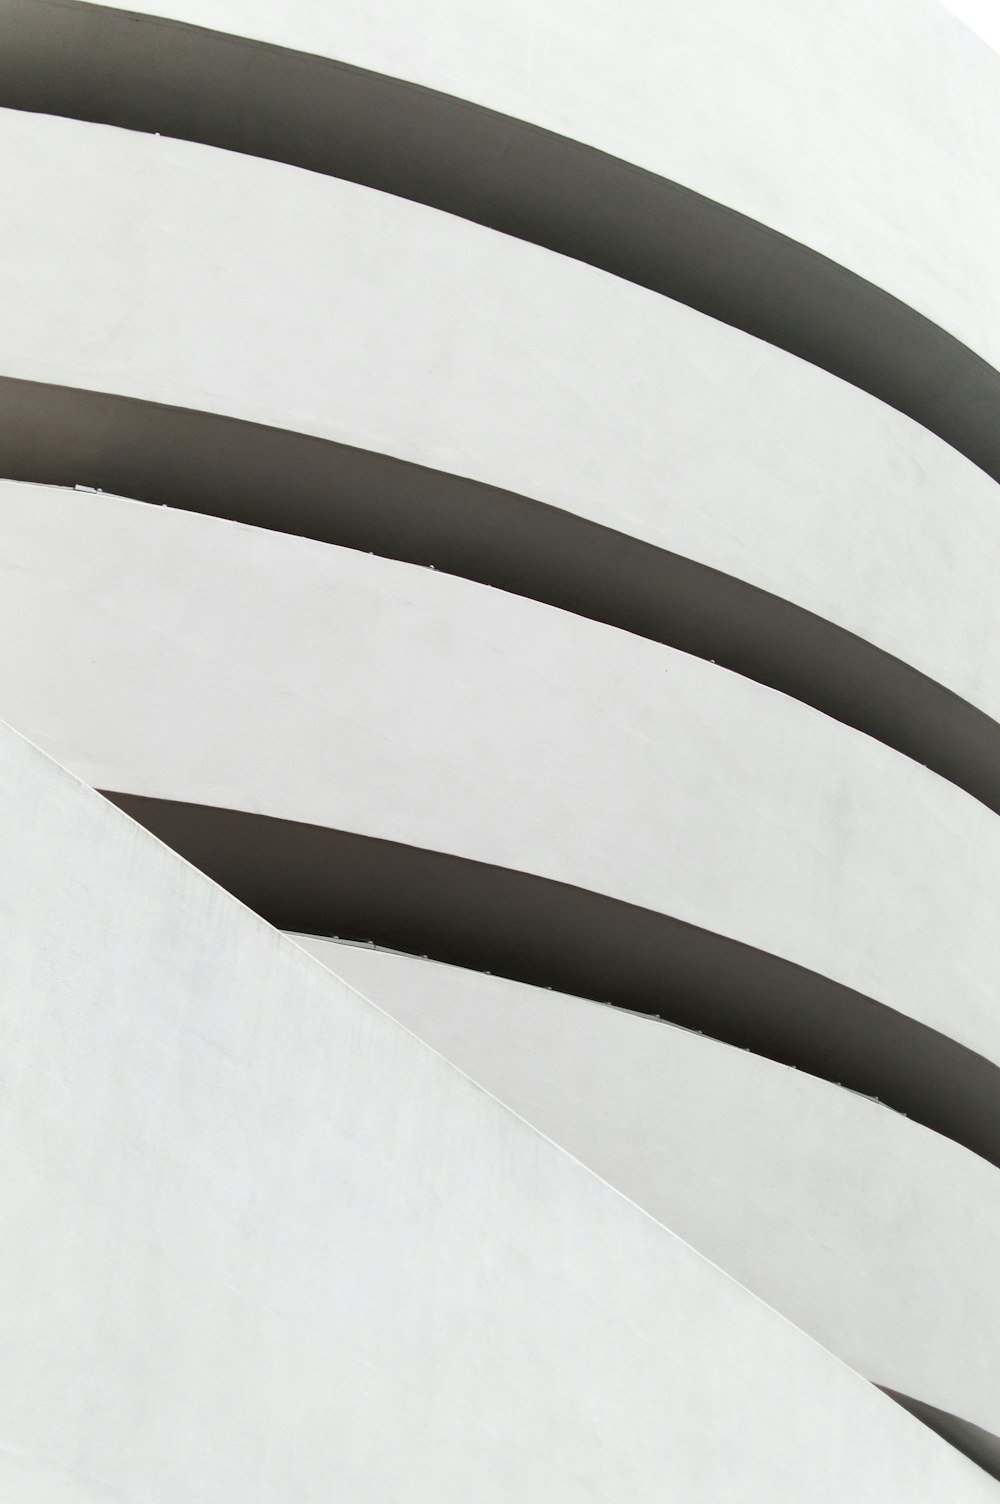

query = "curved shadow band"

[4,376,1000,815]
[883,1391,1000,1483]
[2,0,999,482]
[103,792,1000,1174]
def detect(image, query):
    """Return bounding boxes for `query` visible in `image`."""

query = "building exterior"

[1,1,999,1497]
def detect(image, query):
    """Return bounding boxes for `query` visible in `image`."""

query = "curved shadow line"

[102,792,1000,1174]
[4,376,1000,815]
[883,1390,1000,1483]
[1,0,999,480]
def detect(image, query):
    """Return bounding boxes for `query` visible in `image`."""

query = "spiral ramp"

[1,1,1000,1497]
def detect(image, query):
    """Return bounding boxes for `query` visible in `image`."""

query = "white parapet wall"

[296,936,1000,1453]
[13,0,1000,381]
[0,110,998,777]
[2,484,999,1087]
[5,719,998,1501]
[2,1,999,1492]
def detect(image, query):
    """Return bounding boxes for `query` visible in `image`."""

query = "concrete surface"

[295,936,1000,1464]
[1,113,999,803]
[5,720,998,1500]
[68,0,998,372]
[2,0,999,477]
[3,3,999,1496]
[3,486,1000,1124]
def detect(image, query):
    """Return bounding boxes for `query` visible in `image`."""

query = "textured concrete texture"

[0,110,999,783]
[296,936,1000,1455]
[6,720,998,1501]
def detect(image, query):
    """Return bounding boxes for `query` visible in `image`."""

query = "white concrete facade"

[1,0,999,1496]
[76,0,1000,378]
[295,937,1000,1449]
[5,722,999,1501]
[0,111,998,742]
[3,0,998,481]
[2,483,1000,1089]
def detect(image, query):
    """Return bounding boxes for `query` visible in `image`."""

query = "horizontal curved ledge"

[102,792,1000,1174]
[5,377,1000,818]
[884,1392,1000,1484]
[299,938,1000,1449]
[1,0,998,481]
[6,726,996,1503]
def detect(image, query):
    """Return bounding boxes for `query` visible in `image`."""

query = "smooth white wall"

[297,936,1000,1446]
[6,721,998,1500]
[1,112,999,731]
[3,485,1000,1078]
[940,0,1000,52]
[84,0,1000,374]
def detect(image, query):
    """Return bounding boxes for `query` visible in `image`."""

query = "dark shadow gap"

[4,377,1000,814]
[103,792,1000,1174]
[883,1390,1000,1483]
[1,0,999,481]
